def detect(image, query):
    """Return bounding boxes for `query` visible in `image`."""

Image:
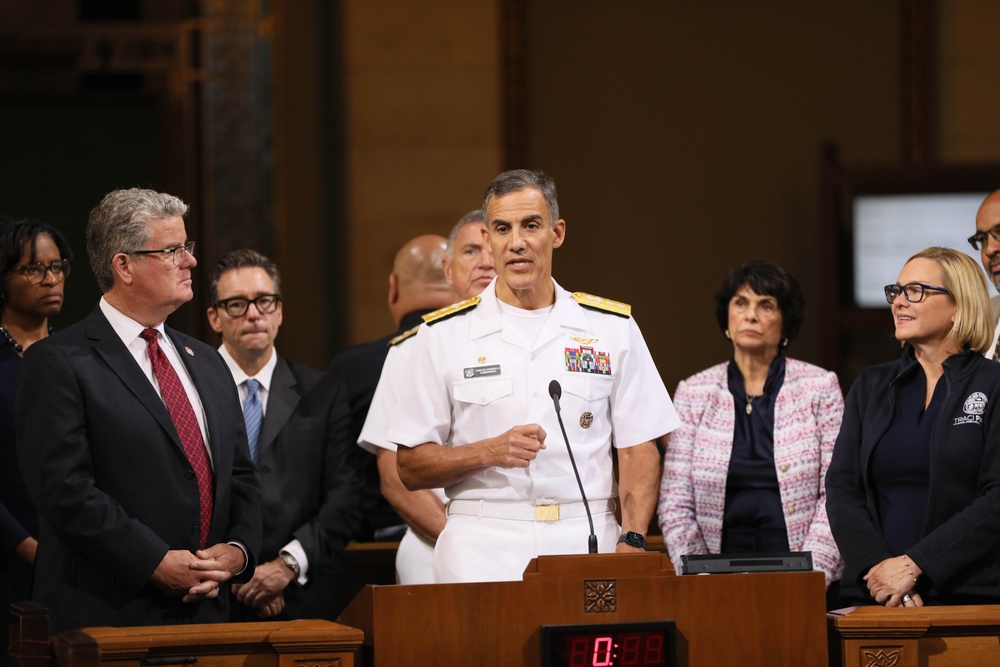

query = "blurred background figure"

[827,247,1000,607]
[659,259,844,604]
[0,215,72,627]
[327,234,455,543]
[359,211,495,584]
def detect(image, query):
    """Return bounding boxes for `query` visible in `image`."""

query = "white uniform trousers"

[395,527,436,585]
[432,502,620,583]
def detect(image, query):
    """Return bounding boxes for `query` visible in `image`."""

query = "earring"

[781,338,789,348]
[725,329,731,339]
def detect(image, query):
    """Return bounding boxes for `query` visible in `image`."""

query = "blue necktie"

[243,378,262,465]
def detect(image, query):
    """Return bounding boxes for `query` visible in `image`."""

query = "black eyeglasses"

[11,259,72,285]
[213,294,281,318]
[884,282,950,304]
[968,224,1000,251]
[128,240,195,266]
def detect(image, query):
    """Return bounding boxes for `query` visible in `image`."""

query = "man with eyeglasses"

[970,190,1000,359]
[207,249,362,620]
[15,188,261,634]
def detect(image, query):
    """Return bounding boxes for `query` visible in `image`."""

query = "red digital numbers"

[618,632,665,665]
[567,637,590,667]
[592,637,613,666]
[564,630,666,666]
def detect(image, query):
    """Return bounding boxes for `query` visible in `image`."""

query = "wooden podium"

[829,604,1000,666]
[337,552,828,666]
[50,619,363,667]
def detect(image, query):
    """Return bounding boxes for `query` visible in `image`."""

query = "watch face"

[625,532,645,548]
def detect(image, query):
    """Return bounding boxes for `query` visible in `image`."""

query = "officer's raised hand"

[486,424,547,468]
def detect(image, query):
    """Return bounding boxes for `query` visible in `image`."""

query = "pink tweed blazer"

[657,358,845,586]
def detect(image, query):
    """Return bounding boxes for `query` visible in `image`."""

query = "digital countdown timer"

[541,621,676,667]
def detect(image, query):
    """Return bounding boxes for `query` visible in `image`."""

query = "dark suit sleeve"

[223,405,260,584]
[906,377,1000,586]
[825,373,892,589]
[0,502,29,555]
[190,344,261,583]
[16,341,171,594]
[220,398,261,583]
[293,374,363,574]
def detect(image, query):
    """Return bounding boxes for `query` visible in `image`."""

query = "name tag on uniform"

[464,364,501,379]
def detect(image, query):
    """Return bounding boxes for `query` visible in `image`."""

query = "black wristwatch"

[617,531,647,550]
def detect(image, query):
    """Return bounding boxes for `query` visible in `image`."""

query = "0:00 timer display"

[541,622,676,667]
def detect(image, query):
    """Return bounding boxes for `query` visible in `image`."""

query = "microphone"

[548,380,598,554]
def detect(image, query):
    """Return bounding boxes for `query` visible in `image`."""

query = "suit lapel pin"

[184,346,195,357]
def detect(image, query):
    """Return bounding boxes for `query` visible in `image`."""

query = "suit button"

[260,465,270,473]
[185,470,195,479]
[191,524,199,535]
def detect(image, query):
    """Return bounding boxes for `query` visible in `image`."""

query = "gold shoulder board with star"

[388,324,420,347]
[422,296,482,326]
[571,292,631,318]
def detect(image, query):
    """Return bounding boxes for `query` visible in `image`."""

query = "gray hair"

[445,209,485,257]
[482,169,559,224]
[87,188,189,292]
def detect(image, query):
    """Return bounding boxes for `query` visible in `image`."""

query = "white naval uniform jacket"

[387,278,680,504]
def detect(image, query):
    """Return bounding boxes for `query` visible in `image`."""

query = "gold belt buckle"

[535,504,561,521]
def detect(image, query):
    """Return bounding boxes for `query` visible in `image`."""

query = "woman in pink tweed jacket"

[657,260,844,589]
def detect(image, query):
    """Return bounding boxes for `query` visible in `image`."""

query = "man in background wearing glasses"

[970,190,1000,359]
[15,188,261,634]
[207,249,362,620]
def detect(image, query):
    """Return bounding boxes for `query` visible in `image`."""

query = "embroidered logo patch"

[954,391,987,426]
[565,345,611,375]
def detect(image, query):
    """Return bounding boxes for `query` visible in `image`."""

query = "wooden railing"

[829,604,1000,667]
[6,602,362,667]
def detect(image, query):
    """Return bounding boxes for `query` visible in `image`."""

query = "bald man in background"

[327,235,456,541]
[971,190,1000,359]
[359,210,496,583]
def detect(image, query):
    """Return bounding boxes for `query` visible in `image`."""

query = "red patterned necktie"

[139,328,214,548]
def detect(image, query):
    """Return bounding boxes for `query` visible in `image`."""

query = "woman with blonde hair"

[827,246,1000,607]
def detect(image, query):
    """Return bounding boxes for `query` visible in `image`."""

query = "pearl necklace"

[0,324,24,353]
[0,324,55,354]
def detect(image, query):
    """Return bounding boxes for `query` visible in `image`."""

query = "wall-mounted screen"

[853,193,988,308]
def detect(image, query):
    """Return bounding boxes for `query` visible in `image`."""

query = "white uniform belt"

[446,498,616,522]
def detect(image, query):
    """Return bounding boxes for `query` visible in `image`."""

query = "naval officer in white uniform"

[388,169,680,583]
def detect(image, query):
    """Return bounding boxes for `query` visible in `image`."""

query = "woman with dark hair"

[827,247,1000,607]
[658,259,844,595]
[0,215,72,617]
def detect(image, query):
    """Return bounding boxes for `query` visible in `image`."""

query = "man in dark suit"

[327,234,456,541]
[207,249,362,620]
[16,188,261,634]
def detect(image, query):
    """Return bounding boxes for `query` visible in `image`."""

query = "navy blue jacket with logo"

[826,347,1000,603]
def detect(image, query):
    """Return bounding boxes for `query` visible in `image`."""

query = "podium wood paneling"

[338,552,828,667]
[51,620,363,667]
[829,605,1000,667]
